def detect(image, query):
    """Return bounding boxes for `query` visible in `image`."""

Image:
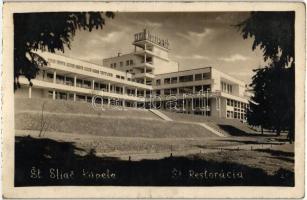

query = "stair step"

[149,109,173,121]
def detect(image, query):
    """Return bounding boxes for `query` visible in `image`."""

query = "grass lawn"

[15,131,294,186]
[14,98,294,186]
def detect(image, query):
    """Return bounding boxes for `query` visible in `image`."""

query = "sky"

[61,12,267,84]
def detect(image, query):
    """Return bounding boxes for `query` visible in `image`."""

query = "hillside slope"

[15,98,217,138]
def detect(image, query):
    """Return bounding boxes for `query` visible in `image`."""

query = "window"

[179,87,193,94]
[195,85,202,93]
[111,63,113,68]
[66,63,75,68]
[195,74,202,81]
[83,80,91,88]
[47,73,53,79]
[56,75,64,84]
[84,67,91,72]
[130,60,134,65]
[126,60,130,66]
[65,77,74,86]
[57,60,65,66]
[120,62,123,67]
[76,65,83,70]
[221,81,233,94]
[48,91,53,98]
[48,59,56,63]
[76,79,83,87]
[227,99,230,106]
[203,85,211,91]
[179,75,193,82]
[171,88,177,95]
[164,89,171,95]
[164,78,171,84]
[171,77,178,84]
[156,79,161,85]
[203,72,210,79]
[156,90,161,95]
[114,63,117,68]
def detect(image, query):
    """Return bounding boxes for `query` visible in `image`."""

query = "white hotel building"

[16,29,251,120]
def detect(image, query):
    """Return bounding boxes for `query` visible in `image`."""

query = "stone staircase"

[149,109,173,121]
[149,109,227,137]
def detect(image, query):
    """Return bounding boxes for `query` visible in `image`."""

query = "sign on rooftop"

[134,29,169,49]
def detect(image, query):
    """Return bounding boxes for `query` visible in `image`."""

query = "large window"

[221,81,233,94]
[171,77,178,84]
[179,75,193,83]
[179,86,193,94]
[164,78,171,84]
[203,72,210,79]
[195,74,202,81]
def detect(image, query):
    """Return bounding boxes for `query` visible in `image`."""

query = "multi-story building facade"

[16,29,251,121]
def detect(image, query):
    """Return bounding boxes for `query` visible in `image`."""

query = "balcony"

[134,50,169,61]
[132,73,155,80]
[133,62,154,69]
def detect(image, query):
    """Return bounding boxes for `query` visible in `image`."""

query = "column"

[143,90,146,97]
[28,86,32,99]
[52,90,56,100]
[92,80,95,90]
[108,98,111,106]
[53,71,56,84]
[73,93,76,101]
[108,82,111,92]
[193,86,195,94]
[135,88,138,97]
[123,86,126,95]
[74,75,77,87]
[191,98,194,114]
[144,53,147,64]
[218,97,221,118]
[144,66,147,85]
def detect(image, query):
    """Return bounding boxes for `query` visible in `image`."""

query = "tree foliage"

[14,12,114,90]
[238,12,294,65]
[238,12,295,141]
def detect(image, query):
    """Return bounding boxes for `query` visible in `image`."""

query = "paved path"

[96,143,282,161]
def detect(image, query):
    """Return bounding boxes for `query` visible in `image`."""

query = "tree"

[14,12,114,90]
[238,12,295,141]
[246,67,270,134]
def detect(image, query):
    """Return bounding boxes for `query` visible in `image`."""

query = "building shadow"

[217,124,276,137]
[15,136,294,187]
